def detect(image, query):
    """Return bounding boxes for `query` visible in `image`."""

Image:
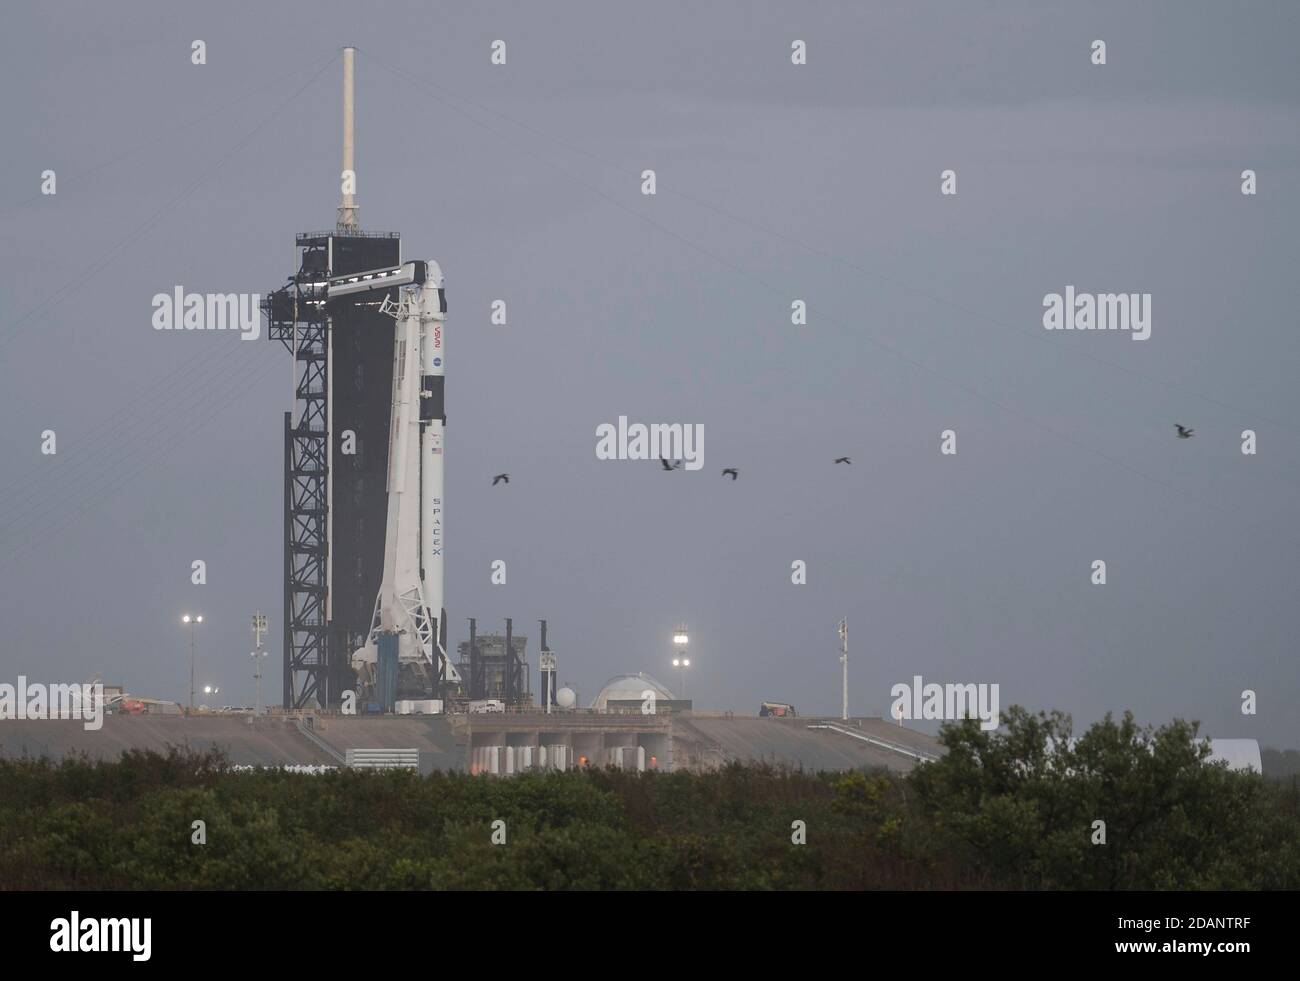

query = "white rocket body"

[416,269,457,683]
[330,53,457,699]
[420,283,445,641]
[352,263,459,689]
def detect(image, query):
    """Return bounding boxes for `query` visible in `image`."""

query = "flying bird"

[721,468,739,480]
[492,473,510,485]
[834,456,851,465]
[660,457,682,471]
[1175,425,1194,439]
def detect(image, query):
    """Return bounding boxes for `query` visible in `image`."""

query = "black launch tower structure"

[264,229,401,709]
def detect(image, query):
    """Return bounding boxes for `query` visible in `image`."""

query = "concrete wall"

[0,712,939,776]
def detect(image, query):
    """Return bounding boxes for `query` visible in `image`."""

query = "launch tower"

[263,47,406,709]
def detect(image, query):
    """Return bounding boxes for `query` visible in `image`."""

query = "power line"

[366,52,1296,546]
[0,336,259,505]
[0,349,284,560]
[0,50,341,219]
[0,50,339,353]
[0,341,265,537]
[366,51,1295,439]
[0,54,340,546]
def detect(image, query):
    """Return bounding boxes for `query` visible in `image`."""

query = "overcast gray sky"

[1,1,1297,746]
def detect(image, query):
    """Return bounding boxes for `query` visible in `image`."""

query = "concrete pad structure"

[0,716,340,767]
[460,711,674,775]
[676,714,940,773]
[0,712,941,775]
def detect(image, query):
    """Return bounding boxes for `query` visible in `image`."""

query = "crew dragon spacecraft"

[324,261,461,701]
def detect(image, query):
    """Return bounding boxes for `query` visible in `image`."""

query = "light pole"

[182,614,203,713]
[837,618,848,721]
[251,651,268,715]
[672,622,690,699]
[251,612,268,717]
[671,657,691,699]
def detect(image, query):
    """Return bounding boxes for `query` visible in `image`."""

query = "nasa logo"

[433,357,441,367]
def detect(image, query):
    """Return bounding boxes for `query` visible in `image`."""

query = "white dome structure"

[590,672,676,712]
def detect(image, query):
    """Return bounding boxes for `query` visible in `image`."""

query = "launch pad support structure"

[266,47,458,709]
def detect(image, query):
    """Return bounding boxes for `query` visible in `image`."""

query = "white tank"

[556,687,577,709]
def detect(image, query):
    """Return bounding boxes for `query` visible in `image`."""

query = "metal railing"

[345,748,420,770]
[806,722,941,763]
[293,715,346,764]
[295,230,401,243]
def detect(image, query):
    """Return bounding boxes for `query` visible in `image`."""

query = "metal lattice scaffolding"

[266,262,330,709]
